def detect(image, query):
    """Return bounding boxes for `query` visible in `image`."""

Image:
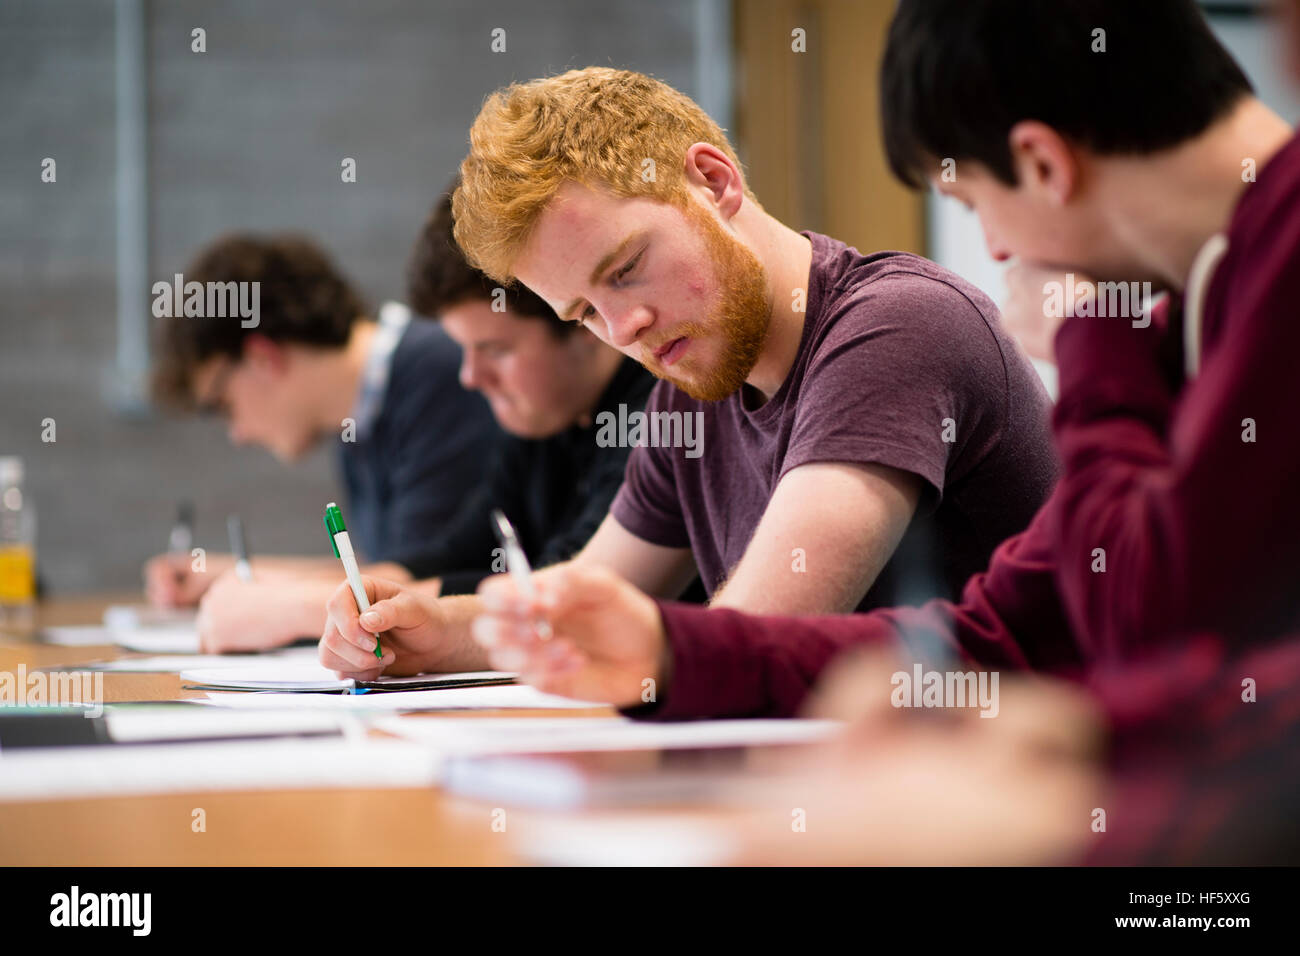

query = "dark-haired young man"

[176,190,659,652]
[145,233,501,649]
[470,0,1300,719]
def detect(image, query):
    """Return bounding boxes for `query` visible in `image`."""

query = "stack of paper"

[433,719,839,809]
[372,716,839,754]
[85,646,321,673]
[0,737,438,801]
[37,627,119,647]
[103,604,202,654]
[103,704,349,743]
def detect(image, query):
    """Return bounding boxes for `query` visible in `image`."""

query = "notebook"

[102,604,201,653]
[0,702,345,748]
[180,660,517,693]
[442,738,819,809]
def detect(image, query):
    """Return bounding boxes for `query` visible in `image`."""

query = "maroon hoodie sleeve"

[628,491,1081,720]
[1049,140,1300,659]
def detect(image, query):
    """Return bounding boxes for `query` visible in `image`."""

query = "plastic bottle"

[0,456,37,632]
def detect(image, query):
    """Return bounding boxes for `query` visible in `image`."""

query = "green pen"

[324,502,383,659]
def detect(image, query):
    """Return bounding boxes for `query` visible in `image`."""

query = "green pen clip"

[324,503,345,557]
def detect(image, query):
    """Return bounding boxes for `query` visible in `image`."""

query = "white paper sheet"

[103,605,202,653]
[0,737,437,801]
[104,704,350,743]
[200,684,607,712]
[182,661,360,690]
[89,646,321,673]
[180,660,513,692]
[90,654,255,672]
[102,604,198,629]
[112,627,201,654]
[372,716,840,755]
[38,626,118,647]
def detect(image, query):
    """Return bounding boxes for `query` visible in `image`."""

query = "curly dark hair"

[152,234,368,408]
[407,177,567,335]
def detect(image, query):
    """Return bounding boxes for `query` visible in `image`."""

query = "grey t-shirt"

[610,231,1059,610]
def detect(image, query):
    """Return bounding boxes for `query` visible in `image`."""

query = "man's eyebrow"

[561,231,645,320]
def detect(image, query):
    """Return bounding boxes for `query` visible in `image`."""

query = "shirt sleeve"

[629,491,1079,720]
[608,381,693,548]
[782,271,1010,513]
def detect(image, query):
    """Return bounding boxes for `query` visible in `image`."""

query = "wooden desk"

[0,594,618,865]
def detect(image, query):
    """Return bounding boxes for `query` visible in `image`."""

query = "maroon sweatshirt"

[638,129,1300,723]
[1051,130,1300,657]
[1083,633,1300,865]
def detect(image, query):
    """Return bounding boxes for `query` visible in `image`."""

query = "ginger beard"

[642,203,773,402]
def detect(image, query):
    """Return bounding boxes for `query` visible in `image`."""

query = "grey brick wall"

[0,0,707,593]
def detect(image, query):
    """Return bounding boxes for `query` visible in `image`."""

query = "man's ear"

[683,142,745,220]
[1007,121,1080,206]
[240,334,287,375]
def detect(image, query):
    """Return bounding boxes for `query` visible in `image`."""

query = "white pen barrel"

[334,531,371,613]
[506,542,534,598]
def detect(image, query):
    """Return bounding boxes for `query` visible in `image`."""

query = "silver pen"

[227,513,253,582]
[490,509,550,640]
